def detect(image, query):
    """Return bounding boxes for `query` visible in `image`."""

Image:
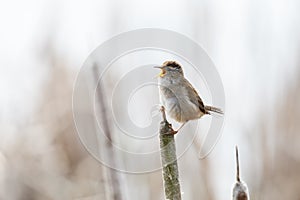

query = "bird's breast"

[158,83,202,122]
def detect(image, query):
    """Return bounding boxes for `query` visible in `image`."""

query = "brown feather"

[204,105,224,115]
[182,78,223,115]
[183,78,207,114]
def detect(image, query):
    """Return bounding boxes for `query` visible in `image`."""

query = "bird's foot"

[168,124,178,135]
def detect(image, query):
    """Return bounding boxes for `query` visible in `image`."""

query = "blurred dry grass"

[249,67,300,199]
[0,49,108,199]
[1,51,300,200]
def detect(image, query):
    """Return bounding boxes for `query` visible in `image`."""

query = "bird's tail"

[205,105,224,115]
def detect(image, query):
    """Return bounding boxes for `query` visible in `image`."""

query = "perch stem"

[159,106,182,200]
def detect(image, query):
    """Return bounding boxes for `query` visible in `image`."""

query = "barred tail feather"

[205,105,224,115]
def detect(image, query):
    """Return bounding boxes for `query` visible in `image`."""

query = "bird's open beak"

[154,66,166,77]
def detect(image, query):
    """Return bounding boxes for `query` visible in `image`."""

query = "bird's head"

[154,61,184,77]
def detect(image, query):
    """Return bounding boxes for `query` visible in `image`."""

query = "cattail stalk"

[232,146,250,200]
[93,65,123,200]
[159,106,182,200]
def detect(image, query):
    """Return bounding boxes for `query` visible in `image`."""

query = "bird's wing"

[183,78,207,114]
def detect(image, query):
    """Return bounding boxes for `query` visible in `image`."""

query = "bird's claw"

[168,124,178,134]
